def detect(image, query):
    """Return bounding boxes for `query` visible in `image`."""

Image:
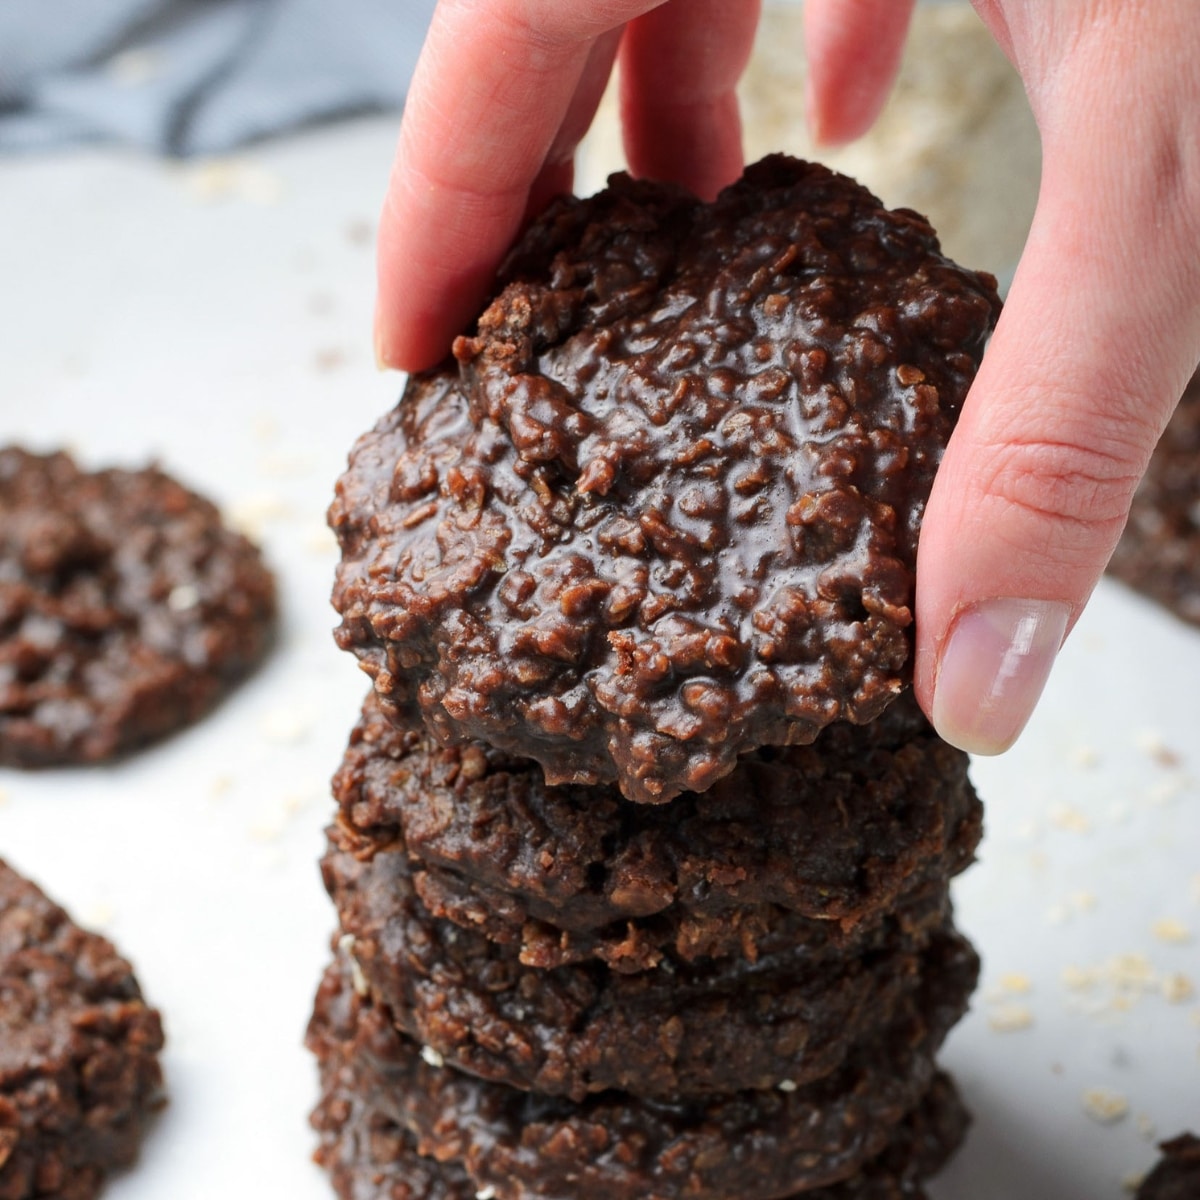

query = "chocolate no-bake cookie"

[1136,1134,1200,1200]
[312,1063,967,1200]
[307,938,978,1200]
[0,859,164,1200]
[325,820,962,1099]
[1107,371,1200,627]
[0,447,276,767]
[331,156,1002,802]
[333,689,981,971]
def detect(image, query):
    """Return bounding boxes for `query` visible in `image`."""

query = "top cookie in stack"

[330,156,1000,804]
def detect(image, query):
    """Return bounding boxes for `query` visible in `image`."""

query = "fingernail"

[932,598,1071,755]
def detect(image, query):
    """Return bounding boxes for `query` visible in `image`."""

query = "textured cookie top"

[0,447,276,767]
[0,859,164,1199]
[332,157,1001,802]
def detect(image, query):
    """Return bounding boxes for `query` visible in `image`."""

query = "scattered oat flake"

[988,1004,1034,1033]
[80,902,116,929]
[1049,803,1091,833]
[1111,954,1158,989]
[259,706,313,745]
[252,413,281,443]
[1072,890,1098,913]
[1122,1170,1147,1193]
[421,1045,445,1069]
[306,523,338,554]
[1069,744,1100,768]
[1152,918,1192,945]
[180,160,283,205]
[1162,973,1195,1004]
[1082,1088,1129,1124]
[257,451,316,479]
[1135,1113,1157,1142]
[1134,729,1181,767]
[225,491,291,539]
[1045,903,1070,927]
[249,817,285,843]
[999,972,1033,994]
[210,774,234,800]
[776,1079,797,1092]
[282,791,317,816]
[1145,777,1188,807]
[1062,964,1096,991]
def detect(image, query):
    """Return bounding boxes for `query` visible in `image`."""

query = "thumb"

[915,39,1200,754]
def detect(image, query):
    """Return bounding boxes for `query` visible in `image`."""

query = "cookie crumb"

[777,1079,798,1092]
[1082,1087,1130,1124]
[420,1045,445,1069]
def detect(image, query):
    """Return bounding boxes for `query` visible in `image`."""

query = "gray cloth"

[0,0,436,155]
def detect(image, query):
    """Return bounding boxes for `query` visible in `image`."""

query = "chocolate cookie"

[332,690,982,971]
[1107,371,1200,626]
[0,859,164,1200]
[331,156,1002,802]
[306,935,978,1200]
[311,1065,967,1200]
[0,447,276,767]
[325,820,960,1100]
[1136,1134,1200,1200]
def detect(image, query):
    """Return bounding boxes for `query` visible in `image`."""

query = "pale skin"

[374,0,1200,755]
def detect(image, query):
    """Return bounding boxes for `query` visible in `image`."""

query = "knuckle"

[978,435,1143,532]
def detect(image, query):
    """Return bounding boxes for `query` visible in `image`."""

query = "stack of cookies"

[310,158,1003,1199]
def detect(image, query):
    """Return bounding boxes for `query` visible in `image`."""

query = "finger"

[803,0,916,145]
[376,0,667,373]
[526,28,624,220]
[915,28,1200,755]
[619,0,762,200]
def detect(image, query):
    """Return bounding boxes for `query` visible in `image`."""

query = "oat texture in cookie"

[331,156,1002,802]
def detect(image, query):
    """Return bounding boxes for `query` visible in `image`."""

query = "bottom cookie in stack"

[308,689,982,1199]
[308,940,975,1200]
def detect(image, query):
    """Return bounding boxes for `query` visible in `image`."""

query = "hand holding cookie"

[374,0,1200,757]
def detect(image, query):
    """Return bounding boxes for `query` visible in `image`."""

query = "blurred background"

[3,6,1197,1200]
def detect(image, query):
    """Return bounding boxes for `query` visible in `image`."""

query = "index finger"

[375,0,659,373]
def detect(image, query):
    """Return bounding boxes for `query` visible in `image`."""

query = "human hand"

[376,0,1200,756]
[806,0,1200,752]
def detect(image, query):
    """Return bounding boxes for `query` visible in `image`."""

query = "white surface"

[0,120,1197,1200]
